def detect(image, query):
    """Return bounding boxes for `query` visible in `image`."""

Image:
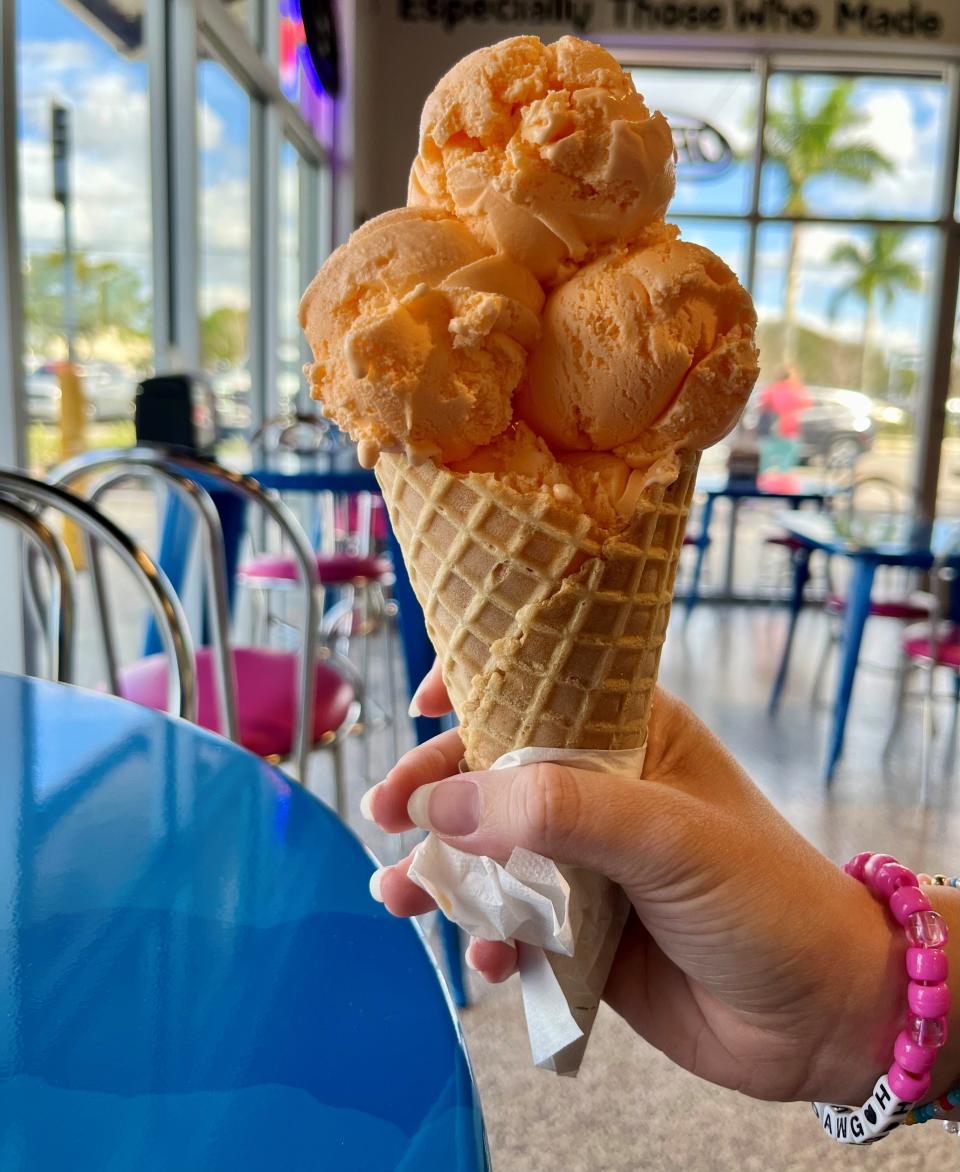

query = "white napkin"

[407,744,645,1076]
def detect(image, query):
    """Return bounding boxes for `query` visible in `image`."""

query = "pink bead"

[908,980,951,1019]
[907,1013,948,1047]
[891,886,932,925]
[917,874,933,886]
[844,852,874,880]
[874,862,920,899]
[894,1029,939,1074]
[863,853,899,889]
[906,946,948,983]
[905,908,949,946]
[888,1061,931,1102]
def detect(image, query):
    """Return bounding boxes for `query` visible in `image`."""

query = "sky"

[14,1,954,389]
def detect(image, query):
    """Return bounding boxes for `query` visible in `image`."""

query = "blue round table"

[0,675,488,1171]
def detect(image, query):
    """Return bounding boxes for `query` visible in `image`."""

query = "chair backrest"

[51,449,321,780]
[0,495,75,683]
[0,470,195,719]
[250,412,336,466]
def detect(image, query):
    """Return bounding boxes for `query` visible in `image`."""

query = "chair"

[0,470,194,717]
[241,412,394,639]
[0,495,75,683]
[240,411,400,772]
[51,450,359,808]
[809,475,927,704]
[884,525,960,799]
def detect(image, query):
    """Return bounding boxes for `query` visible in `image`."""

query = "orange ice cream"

[300,206,544,467]
[408,35,676,286]
[514,236,759,467]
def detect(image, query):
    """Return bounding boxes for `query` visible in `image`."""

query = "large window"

[633,62,950,498]
[278,139,302,414]
[197,55,253,443]
[16,0,151,473]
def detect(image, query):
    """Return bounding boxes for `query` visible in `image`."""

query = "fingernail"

[407,672,430,718]
[465,943,480,972]
[369,868,385,903]
[359,784,379,822]
[407,779,480,836]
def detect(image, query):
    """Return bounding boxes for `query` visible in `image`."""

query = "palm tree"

[828,227,921,393]
[764,78,894,364]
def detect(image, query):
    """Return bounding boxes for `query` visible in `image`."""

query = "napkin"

[407,744,644,1076]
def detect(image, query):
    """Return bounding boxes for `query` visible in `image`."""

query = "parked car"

[743,384,876,465]
[26,372,61,423]
[36,360,136,422]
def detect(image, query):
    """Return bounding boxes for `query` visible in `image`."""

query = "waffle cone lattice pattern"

[377,450,699,770]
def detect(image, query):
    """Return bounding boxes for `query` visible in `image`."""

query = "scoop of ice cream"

[300,207,544,466]
[408,35,676,285]
[514,238,759,464]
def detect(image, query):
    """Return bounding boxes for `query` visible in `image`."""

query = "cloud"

[19,45,249,310]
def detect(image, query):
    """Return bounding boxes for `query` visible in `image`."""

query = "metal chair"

[51,450,359,807]
[0,495,75,683]
[810,475,927,705]
[884,524,960,799]
[0,470,194,718]
[241,412,400,775]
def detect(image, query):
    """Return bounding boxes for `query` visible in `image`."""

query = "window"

[761,73,947,222]
[277,140,301,415]
[17,0,151,473]
[197,56,252,446]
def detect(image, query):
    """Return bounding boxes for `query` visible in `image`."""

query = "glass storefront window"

[277,140,301,415]
[939,288,960,514]
[761,72,947,222]
[197,57,252,446]
[753,222,933,484]
[630,68,759,216]
[17,0,150,473]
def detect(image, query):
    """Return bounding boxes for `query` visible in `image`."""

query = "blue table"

[687,475,827,609]
[767,513,960,782]
[0,675,488,1171]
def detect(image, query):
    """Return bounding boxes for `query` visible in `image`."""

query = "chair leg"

[920,659,937,805]
[883,651,914,762]
[332,739,348,820]
[383,595,401,766]
[810,615,837,708]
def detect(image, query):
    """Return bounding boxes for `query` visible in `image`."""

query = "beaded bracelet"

[910,875,960,1132]
[812,852,951,1145]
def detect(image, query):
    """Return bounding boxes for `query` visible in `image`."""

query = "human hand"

[367,664,960,1107]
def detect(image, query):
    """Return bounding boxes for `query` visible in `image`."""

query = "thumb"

[405,763,695,890]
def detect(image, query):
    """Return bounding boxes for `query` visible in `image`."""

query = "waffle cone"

[376,449,699,770]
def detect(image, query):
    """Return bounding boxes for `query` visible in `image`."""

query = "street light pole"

[51,102,75,364]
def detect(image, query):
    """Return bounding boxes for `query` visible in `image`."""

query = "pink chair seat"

[826,592,928,622]
[765,534,806,551]
[903,630,960,669]
[241,551,392,585]
[119,646,356,759]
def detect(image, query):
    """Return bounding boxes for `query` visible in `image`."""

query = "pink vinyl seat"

[240,551,392,585]
[902,627,960,670]
[119,646,356,760]
[765,533,807,551]
[826,592,929,622]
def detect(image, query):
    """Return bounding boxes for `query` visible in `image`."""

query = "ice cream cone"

[375,448,699,770]
[379,447,698,1073]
